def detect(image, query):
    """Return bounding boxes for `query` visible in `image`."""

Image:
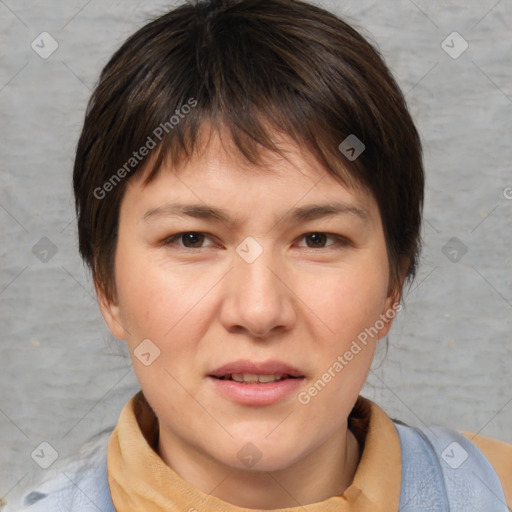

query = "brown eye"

[180,232,205,248]
[163,232,212,249]
[304,233,328,248]
[298,232,349,249]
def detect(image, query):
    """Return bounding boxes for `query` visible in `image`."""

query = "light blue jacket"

[7,422,508,511]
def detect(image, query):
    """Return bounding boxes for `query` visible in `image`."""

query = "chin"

[231,455,298,473]
[214,439,305,473]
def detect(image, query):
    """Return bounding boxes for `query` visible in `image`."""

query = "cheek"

[299,267,387,418]
[118,275,183,341]
[114,246,217,349]
[305,263,390,338]
[113,241,167,339]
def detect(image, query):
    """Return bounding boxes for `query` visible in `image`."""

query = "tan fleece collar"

[107,391,401,511]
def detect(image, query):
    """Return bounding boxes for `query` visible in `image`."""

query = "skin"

[97,129,403,509]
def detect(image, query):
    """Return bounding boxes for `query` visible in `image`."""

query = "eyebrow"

[143,201,369,226]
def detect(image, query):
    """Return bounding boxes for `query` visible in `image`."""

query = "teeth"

[257,374,279,383]
[230,373,287,383]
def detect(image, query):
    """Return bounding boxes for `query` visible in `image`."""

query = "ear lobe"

[377,258,407,339]
[378,292,401,339]
[94,279,127,340]
[377,274,404,339]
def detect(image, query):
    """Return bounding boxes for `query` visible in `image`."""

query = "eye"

[161,231,350,251]
[297,232,349,249]
[162,232,215,249]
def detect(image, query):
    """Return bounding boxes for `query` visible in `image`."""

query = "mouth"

[210,373,302,384]
[207,360,305,405]
[208,359,305,381]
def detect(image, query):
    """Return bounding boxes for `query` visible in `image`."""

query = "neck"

[157,423,360,509]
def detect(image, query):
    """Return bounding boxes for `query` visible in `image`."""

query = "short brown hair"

[73,0,424,303]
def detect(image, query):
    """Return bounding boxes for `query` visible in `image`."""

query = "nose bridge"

[221,238,295,337]
[237,248,279,299]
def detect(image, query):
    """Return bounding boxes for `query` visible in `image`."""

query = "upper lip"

[208,359,304,378]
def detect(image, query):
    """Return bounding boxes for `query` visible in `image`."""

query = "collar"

[107,391,401,511]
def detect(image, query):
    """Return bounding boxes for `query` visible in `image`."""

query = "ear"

[377,258,408,339]
[94,279,128,340]
[377,291,401,339]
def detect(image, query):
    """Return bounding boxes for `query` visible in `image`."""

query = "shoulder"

[462,431,512,508]
[394,421,511,511]
[3,429,115,512]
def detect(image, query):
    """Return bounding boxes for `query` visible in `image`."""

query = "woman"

[9,0,511,510]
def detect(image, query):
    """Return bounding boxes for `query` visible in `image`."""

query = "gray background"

[1,0,511,506]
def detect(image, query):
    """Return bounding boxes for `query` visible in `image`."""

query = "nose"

[220,247,297,339]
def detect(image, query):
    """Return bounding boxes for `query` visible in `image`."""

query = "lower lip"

[207,376,304,406]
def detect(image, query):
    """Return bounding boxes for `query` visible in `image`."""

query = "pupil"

[181,233,325,248]
[184,232,202,247]
[308,233,325,247]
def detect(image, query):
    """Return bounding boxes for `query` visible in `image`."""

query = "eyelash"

[161,232,351,251]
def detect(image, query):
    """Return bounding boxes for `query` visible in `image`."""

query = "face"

[98,130,400,473]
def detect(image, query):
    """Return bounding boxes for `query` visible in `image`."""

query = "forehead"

[124,128,378,225]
